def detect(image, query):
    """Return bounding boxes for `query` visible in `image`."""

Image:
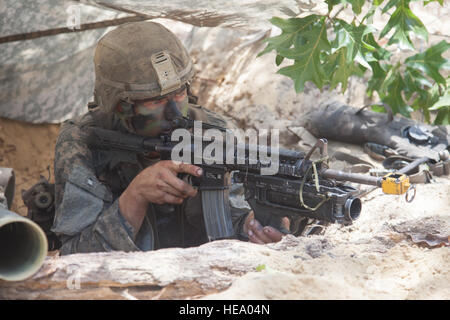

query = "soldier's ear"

[186,82,198,105]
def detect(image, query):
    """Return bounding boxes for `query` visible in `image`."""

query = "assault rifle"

[86,116,415,241]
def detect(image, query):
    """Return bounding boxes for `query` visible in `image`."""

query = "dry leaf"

[408,233,450,248]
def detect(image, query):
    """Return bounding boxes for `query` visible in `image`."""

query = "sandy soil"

[0,117,59,216]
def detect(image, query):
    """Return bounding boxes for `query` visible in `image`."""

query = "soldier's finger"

[168,161,203,177]
[247,229,265,244]
[159,180,186,198]
[248,218,273,243]
[243,210,255,234]
[163,192,184,205]
[281,217,290,231]
[149,190,166,204]
[262,226,284,242]
[161,169,197,197]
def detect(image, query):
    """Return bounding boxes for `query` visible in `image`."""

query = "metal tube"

[397,157,430,174]
[344,197,362,221]
[0,167,48,281]
[321,169,382,187]
[0,208,48,281]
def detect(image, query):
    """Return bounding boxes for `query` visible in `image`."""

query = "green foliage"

[379,0,428,50]
[259,0,449,124]
[255,264,266,271]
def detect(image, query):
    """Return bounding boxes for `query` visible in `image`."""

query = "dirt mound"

[0,117,60,215]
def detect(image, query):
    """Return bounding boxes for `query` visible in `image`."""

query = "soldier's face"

[135,87,188,113]
[117,87,188,136]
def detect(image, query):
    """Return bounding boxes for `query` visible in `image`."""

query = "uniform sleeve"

[51,118,153,254]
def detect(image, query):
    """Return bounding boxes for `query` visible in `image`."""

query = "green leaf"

[269,16,316,33]
[325,0,342,12]
[424,0,444,6]
[378,65,413,117]
[404,67,433,92]
[379,0,428,50]
[381,0,399,13]
[275,54,284,66]
[258,16,317,57]
[434,107,449,125]
[378,63,399,93]
[256,264,266,272]
[277,59,324,92]
[347,0,365,14]
[429,90,450,110]
[410,83,442,123]
[324,48,352,91]
[405,40,450,85]
[332,19,376,70]
[362,33,391,61]
[258,33,295,57]
[277,17,331,92]
[326,0,365,14]
[367,61,390,95]
[371,105,388,113]
[403,67,433,104]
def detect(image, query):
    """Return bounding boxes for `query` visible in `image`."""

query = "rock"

[392,217,450,248]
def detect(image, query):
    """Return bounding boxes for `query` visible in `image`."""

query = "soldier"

[51,21,288,254]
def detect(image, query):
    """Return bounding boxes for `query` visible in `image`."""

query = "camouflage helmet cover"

[93,21,194,113]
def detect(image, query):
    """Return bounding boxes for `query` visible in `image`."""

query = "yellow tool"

[380,173,410,195]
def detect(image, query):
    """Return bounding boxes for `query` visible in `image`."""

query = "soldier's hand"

[130,160,202,205]
[243,210,290,244]
[119,161,202,236]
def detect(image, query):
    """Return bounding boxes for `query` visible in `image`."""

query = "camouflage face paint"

[116,87,188,136]
[132,90,188,137]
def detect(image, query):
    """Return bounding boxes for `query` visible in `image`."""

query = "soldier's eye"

[153,98,168,105]
[142,99,166,108]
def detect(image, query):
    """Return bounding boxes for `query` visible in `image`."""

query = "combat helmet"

[93,21,194,116]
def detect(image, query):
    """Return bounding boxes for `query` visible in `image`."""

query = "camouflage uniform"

[51,103,250,255]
